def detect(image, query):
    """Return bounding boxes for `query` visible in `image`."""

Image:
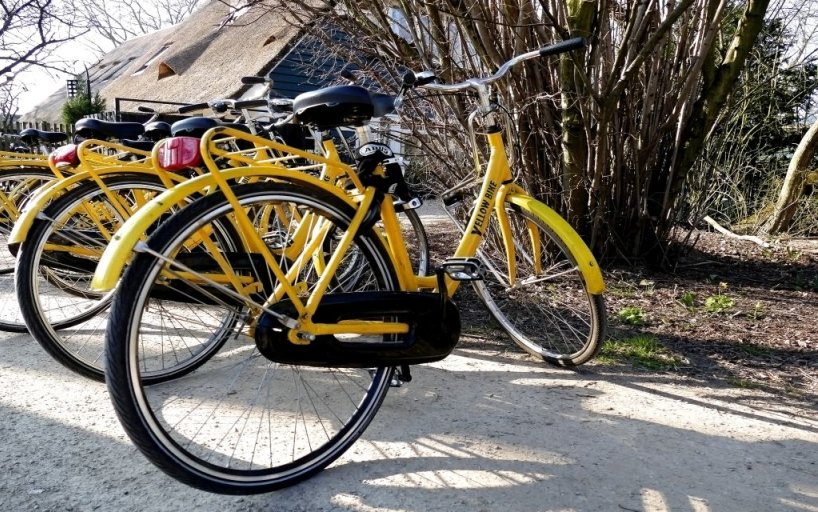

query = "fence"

[3,121,71,134]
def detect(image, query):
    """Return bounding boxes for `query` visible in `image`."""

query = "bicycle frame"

[375,129,604,294]
[0,151,49,164]
[0,154,61,224]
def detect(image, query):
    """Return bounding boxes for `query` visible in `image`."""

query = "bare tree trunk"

[560,0,595,225]
[762,117,818,234]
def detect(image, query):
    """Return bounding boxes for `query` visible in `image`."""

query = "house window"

[99,57,137,82]
[132,44,173,76]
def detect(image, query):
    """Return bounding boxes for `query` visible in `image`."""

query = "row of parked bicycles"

[1,38,606,493]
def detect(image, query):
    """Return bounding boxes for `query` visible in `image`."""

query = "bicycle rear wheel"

[15,175,171,380]
[473,201,606,366]
[106,182,398,493]
[0,167,55,331]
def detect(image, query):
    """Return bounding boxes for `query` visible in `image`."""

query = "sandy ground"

[0,201,816,511]
[1,326,817,511]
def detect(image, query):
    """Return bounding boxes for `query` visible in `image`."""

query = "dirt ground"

[0,202,816,511]
[603,228,818,404]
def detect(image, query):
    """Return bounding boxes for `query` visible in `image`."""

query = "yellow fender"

[505,193,606,295]
[91,166,357,291]
[7,167,179,247]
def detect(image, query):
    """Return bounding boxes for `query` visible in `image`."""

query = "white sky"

[16,37,107,115]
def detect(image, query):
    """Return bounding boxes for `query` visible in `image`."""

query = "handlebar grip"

[538,37,586,57]
[178,102,209,114]
[403,70,439,89]
[241,76,267,85]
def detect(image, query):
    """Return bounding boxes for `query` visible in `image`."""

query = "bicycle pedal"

[438,257,483,281]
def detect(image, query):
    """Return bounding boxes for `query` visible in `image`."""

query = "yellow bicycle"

[95,38,604,493]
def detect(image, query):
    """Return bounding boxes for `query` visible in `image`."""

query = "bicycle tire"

[106,181,397,493]
[473,201,606,366]
[400,207,429,276]
[0,167,56,332]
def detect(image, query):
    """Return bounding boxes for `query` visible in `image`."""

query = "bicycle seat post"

[355,125,371,146]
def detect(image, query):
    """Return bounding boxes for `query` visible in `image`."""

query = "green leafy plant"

[61,77,106,127]
[608,282,637,298]
[678,291,697,309]
[704,282,735,314]
[618,306,646,325]
[748,301,766,320]
[597,335,684,370]
[785,246,802,262]
[726,376,761,389]
[705,295,735,313]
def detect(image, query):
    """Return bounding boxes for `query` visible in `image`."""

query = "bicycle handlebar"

[234,99,268,109]
[538,37,586,57]
[408,37,585,93]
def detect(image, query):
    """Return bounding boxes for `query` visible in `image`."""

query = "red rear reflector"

[157,137,201,171]
[49,144,79,168]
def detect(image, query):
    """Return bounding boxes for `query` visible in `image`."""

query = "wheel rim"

[0,170,54,329]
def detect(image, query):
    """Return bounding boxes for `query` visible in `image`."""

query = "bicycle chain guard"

[254,291,461,367]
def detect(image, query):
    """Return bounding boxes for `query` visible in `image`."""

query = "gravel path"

[1,328,816,511]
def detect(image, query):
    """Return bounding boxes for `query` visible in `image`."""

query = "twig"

[703,216,771,248]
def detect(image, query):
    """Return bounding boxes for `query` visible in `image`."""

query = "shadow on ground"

[1,330,816,511]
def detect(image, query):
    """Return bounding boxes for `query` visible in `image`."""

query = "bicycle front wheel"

[0,167,55,331]
[473,201,606,366]
[399,207,429,276]
[106,182,398,493]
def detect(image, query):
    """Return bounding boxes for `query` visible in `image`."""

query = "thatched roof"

[21,25,178,124]
[22,1,304,124]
